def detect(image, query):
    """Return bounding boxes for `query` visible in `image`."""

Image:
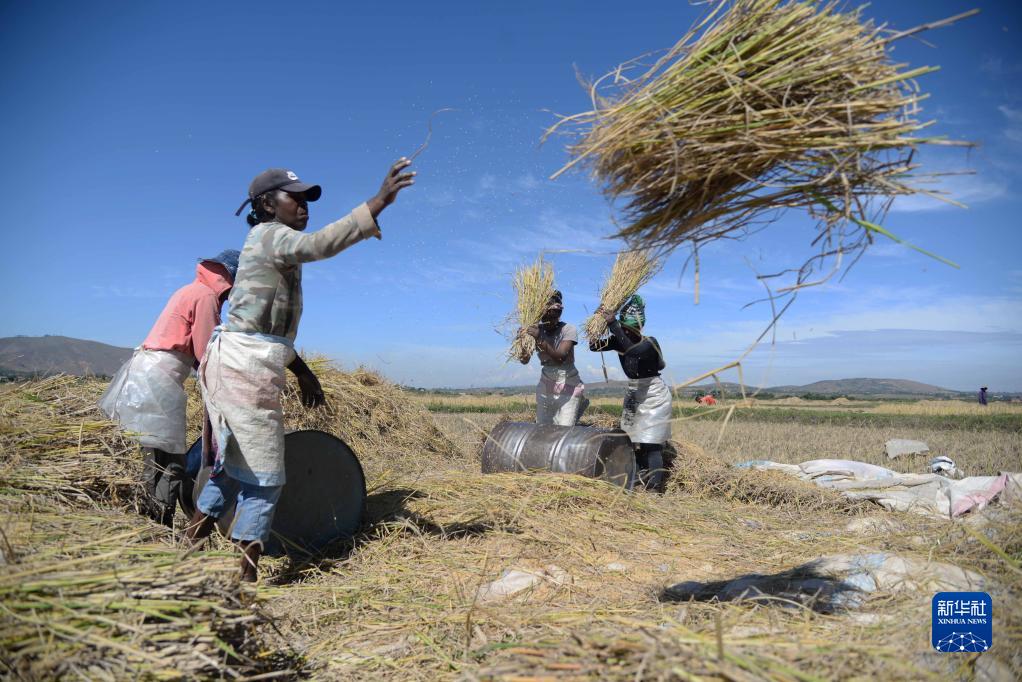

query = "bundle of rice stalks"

[549,0,975,262]
[506,255,555,361]
[0,489,287,679]
[583,249,660,342]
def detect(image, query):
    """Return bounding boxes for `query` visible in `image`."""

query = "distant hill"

[0,336,132,378]
[766,378,957,397]
[436,377,965,399]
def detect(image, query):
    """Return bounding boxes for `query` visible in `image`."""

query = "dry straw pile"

[281,357,462,481]
[0,363,463,678]
[584,249,661,342]
[0,377,286,679]
[3,371,1020,679]
[506,255,555,361]
[549,0,975,262]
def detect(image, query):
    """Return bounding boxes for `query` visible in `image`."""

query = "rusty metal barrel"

[481,421,635,487]
[189,430,366,557]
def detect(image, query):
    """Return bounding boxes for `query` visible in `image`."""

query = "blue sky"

[2,1,1020,391]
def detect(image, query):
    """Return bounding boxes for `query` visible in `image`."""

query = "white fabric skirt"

[98,348,192,453]
[621,376,672,445]
[536,366,586,426]
[199,330,295,487]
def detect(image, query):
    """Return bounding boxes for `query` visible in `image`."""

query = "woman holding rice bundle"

[516,291,589,426]
[185,159,415,581]
[590,295,671,491]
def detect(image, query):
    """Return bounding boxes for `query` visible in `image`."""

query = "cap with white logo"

[235,168,322,216]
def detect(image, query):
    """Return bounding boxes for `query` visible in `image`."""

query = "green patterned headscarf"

[618,294,646,330]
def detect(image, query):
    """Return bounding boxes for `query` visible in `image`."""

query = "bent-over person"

[99,250,240,525]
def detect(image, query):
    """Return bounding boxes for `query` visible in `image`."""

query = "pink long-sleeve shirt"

[142,262,233,364]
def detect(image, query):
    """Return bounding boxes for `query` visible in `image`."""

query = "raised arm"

[270,159,416,266]
[607,319,638,352]
[529,324,575,364]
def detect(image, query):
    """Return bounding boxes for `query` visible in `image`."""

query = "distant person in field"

[590,294,671,491]
[516,290,589,426]
[185,160,414,582]
[99,249,240,526]
[979,386,988,406]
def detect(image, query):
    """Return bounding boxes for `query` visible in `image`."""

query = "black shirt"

[589,320,666,379]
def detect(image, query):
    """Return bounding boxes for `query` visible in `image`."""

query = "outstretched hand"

[597,306,616,324]
[367,158,416,218]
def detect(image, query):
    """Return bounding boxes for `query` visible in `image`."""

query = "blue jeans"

[196,472,282,544]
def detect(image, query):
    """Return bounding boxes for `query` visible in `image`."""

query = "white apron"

[98,348,192,453]
[199,329,296,487]
[621,376,672,445]
[536,366,587,426]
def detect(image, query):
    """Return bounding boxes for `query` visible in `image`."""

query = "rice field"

[2,372,1019,680]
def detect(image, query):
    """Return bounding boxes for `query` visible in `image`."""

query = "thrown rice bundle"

[583,249,660,341]
[507,255,555,361]
[549,0,975,258]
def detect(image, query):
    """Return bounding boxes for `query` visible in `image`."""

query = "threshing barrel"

[481,421,635,487]
[189,430,366,557]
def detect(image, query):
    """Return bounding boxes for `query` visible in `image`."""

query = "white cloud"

[998,105,1022,146]
[890,174,1007,213]
[90,284,162,299]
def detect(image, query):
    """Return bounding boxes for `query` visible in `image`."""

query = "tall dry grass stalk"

[548,0,975,271]
[583,249,660,342]
[507,255,555,361]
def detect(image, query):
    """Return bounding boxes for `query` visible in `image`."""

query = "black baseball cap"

[234,168,322,216]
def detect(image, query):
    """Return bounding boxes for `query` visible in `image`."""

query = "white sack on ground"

[884,439,929,459]
[736,459,1017,519]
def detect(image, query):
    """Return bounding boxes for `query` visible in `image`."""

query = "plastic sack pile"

[736,458,1022,519]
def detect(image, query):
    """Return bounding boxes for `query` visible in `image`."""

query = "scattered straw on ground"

[2,371,1019,680]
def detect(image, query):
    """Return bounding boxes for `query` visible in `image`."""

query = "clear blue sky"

[2,1,1020,390]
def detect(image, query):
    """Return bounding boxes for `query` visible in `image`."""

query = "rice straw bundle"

[507,256,556,361]
[583,249,661,342]
[549,0,975,262]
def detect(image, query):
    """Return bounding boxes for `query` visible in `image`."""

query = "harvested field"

[2,371,1020,680]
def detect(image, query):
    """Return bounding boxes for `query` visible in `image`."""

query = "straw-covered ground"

[2,366,1019,680]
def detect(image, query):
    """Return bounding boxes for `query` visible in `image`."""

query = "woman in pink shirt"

[99,249,239,525]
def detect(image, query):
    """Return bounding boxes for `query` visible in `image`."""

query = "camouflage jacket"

[225,203,380,341]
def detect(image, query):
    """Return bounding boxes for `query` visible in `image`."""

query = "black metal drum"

[190,430,366,556]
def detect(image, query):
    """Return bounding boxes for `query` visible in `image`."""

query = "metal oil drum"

[481,421,634,487]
